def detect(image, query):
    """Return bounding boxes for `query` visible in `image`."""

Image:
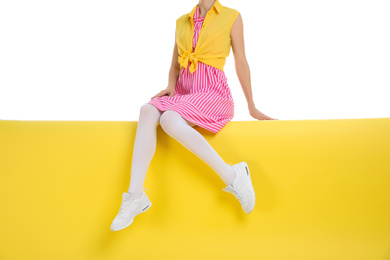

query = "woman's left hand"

[249,105,278,120]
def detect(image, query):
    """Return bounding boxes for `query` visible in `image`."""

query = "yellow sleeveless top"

[176,0,240,73]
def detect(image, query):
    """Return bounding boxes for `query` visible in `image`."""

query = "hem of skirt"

[147,99,230,134]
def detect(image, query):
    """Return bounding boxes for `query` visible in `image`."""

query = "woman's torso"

[174,6,233,102]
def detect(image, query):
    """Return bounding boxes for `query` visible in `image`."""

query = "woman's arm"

[151,29,181,99]
[231,14,255,108]
[231,14,277,120]
[167,30,181,89]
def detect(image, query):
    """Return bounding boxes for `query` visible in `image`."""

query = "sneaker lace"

[118,188,147,215]
[232,189,242,200]
[228,163,241,199]
[118,201,131,214]
[118,198,138,215]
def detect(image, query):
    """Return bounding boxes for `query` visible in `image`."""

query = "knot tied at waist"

[179,50,199,74]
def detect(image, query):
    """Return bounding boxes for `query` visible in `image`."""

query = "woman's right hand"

[151,86,176,99]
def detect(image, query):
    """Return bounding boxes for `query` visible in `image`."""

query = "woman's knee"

[139,104,162,124]
[159,110,178,133]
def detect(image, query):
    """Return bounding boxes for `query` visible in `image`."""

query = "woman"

[110,0,277,231]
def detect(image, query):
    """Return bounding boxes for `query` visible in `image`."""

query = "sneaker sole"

[110,199,152,231]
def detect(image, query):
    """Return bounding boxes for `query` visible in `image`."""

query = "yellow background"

[0,118,389,260]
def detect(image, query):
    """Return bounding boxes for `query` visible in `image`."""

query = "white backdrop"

[1,0,389,122]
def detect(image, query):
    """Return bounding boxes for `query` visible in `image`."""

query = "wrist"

[248,102,256,109]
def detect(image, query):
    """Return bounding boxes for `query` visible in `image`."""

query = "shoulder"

[220,6,240,17]
[176,13,188,23]
[220,6,241,29]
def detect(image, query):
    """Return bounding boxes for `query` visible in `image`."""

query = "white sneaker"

[110,188,152,231]
[222,162,255,214]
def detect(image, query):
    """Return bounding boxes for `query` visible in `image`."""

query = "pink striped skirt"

[146,61,235,134]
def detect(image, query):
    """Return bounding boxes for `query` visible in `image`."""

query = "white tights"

[128,103,236,196]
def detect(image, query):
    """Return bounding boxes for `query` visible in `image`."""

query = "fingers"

[268,115,278,120]
[151,90,167,99]
[260,112,278,120]
[256,113,278,120]
[152,88,176,99]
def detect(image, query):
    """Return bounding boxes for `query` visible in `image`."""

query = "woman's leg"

[128,103,162,196]
[159,110,236,186]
